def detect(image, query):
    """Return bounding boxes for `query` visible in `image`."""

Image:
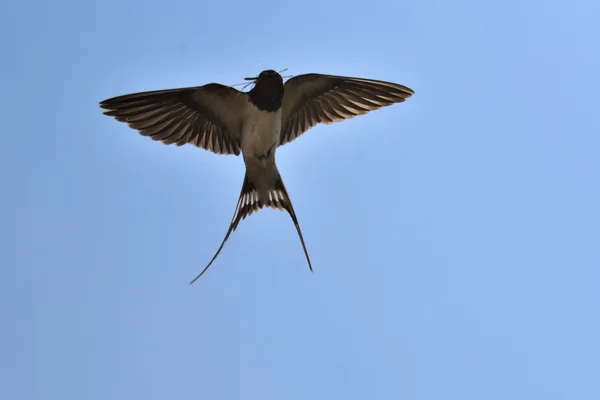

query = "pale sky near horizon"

[2,1,599,399]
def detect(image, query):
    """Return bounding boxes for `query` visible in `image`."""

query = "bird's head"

[245,69,283,85]
[245,70,285,111]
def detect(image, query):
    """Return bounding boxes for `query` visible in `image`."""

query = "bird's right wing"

[100,83,249,155]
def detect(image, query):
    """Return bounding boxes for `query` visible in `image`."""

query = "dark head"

[246,70,284,112]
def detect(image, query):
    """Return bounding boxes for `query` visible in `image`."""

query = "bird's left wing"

[280,74,414,146]
[100,83,248,155]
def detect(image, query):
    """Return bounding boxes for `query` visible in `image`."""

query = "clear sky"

[1,0,599,399]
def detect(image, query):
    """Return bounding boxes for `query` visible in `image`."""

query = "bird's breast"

[241,107,281,159]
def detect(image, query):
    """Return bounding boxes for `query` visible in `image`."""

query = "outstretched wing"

[280,73,414,146]
[100,83,249,155]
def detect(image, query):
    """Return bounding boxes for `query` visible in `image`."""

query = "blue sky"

[1,0,599,399]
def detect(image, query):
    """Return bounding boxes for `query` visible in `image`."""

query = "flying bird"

[99,70,414,283]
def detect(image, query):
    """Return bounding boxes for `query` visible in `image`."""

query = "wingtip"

[99,100,112,110]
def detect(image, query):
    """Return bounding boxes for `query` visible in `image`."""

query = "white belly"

[241,106,281,158]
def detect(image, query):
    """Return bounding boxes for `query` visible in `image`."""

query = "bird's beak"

[244,76,258,81]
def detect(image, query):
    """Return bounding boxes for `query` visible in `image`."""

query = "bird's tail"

[190,169,313,284]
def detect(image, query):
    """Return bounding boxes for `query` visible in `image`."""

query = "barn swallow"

[99,70,414,283]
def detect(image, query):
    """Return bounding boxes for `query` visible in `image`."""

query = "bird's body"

[241,107,281,162]
[239,105,278,200]
[99,69,414,282]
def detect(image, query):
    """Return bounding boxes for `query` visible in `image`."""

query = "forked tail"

[190,171,312,284]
